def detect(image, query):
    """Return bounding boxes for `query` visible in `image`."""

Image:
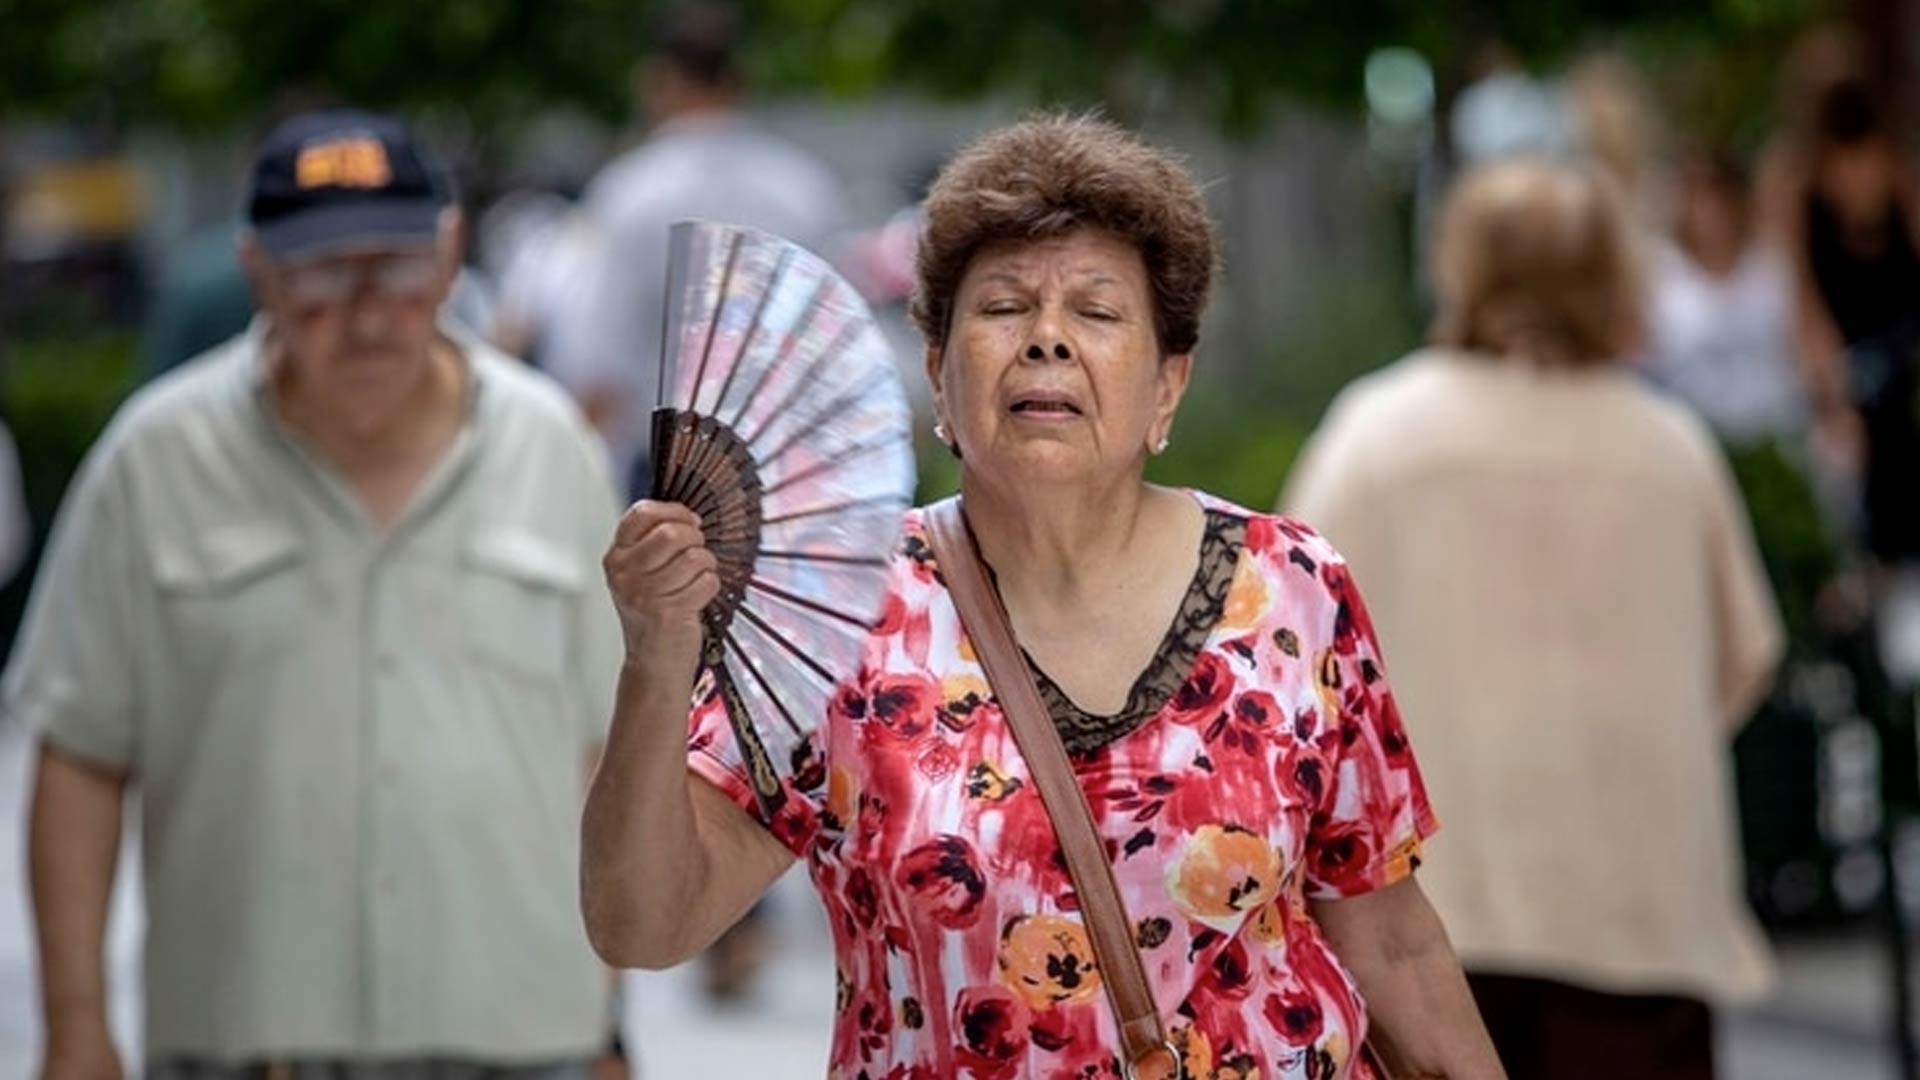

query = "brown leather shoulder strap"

[924,497,1178,1080]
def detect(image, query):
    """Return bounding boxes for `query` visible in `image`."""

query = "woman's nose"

[1023,342,1073,361]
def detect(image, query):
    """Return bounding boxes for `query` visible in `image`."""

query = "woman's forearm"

[580,654,717,968]
[580,650,795,970]
[1313,879,1506,1080]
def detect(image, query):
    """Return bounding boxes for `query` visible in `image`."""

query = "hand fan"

[651,220,915,818]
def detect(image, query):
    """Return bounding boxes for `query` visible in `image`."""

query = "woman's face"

[927,227,1191,491]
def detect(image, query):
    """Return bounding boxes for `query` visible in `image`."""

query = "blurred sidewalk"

[0,724,1905,1078]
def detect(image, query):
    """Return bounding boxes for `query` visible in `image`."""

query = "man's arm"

[30,744,128,1080]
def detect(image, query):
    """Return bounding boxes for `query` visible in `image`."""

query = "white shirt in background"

[1643,241,1809,444]
[547,113,847,487]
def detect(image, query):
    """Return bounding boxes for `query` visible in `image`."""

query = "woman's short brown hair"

[1430,158,1644,367]
[910,113,1217,355]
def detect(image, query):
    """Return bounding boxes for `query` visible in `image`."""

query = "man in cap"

[15,109,625,1079]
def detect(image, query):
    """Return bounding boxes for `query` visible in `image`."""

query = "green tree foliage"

[0,0,1826,136]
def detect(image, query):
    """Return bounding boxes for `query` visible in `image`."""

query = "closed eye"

[981,300,1027,316]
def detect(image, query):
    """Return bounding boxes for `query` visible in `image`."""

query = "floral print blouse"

[686,492,1439,1080]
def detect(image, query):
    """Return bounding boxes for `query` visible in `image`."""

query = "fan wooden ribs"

[650,220,915,820]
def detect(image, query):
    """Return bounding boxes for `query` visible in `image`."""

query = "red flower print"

[918,742,960,783]
[1027,1004,1074,1051]
[789,737,826,794]
[954,986,1033,1080]
[1309,820,1377,895]
[1208,938,1256,999]
[831,681,869,723]
[868,671,941,742]
[847,866,880,927]
[1264,989,1325,1044]
[1246,515,1280,555]
[1169,651,1233,726]
[875,592,908,636]
[895,835,988,930]
[1217,690,1280,754]
[1278,746,1328,809]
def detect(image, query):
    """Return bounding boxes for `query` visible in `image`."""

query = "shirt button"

[374,653,398,675]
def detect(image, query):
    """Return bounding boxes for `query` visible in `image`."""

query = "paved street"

[0,725,1905,1078]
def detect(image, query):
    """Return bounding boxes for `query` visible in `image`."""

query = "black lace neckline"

[1023,509,1246,757]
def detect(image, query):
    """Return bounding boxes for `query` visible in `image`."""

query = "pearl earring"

[934,420,950,444]
[1153,436,1171,454]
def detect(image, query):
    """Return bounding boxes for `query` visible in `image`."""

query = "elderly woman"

[584,115,1503,1080]
[1284,159,1783,1080]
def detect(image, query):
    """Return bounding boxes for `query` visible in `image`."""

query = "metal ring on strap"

[1121,1039,1185,1080]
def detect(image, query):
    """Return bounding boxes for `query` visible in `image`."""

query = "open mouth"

[1009,397,1083,416]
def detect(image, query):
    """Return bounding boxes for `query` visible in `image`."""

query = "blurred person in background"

[138,102,498,383]
[1284,158,1783,1080]
[482,188,598,370]
[1777,74,1920,678]
[13,110,626,1080]
[546,0,845,503]
[1641,151,1810,446]
[583,114,1506,1080]
[550,0,845,1001]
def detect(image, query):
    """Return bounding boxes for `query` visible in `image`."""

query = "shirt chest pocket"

[151,523,308,666]
[462,528,584,683]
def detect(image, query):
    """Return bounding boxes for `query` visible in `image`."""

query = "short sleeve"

[686,662,829,859]
[3,447,140,770]
[1299,545,1440,901]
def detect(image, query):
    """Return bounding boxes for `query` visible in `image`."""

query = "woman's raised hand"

[603,500,721,678]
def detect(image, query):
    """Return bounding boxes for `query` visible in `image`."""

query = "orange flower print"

[965,760,1023,801]
[1221,556,1270,630]
[1169,824,1285,931]
[1314,648,1343,724]
[941,674,991,733]
[1249,896,1288,948]
[824,765,858,831]
[1171,1023,1215,1080]
[997,914,1103,1010]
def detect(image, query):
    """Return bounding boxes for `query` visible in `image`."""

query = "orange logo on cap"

[295,136,392,190]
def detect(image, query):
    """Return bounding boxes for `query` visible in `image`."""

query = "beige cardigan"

[1283,349,1782,1004]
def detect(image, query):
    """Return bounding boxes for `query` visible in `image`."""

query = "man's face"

[244,215,460,433]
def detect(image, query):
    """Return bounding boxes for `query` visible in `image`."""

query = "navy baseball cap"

[246,109,451,261]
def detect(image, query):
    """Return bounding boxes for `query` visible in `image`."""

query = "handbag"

[925,497,1405,1080]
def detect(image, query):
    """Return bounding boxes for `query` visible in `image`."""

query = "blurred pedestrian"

[551,0,845,1001]
[13,110,627,1080]
[1642,150,1810,445]
[546,0,846,502]
[1284,158,1783,1080]
[482,189,598,370]
[583,114,1506,1080]
[1771,74,1920,679]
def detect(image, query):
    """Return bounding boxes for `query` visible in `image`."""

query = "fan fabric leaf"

[651,220,915,815]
